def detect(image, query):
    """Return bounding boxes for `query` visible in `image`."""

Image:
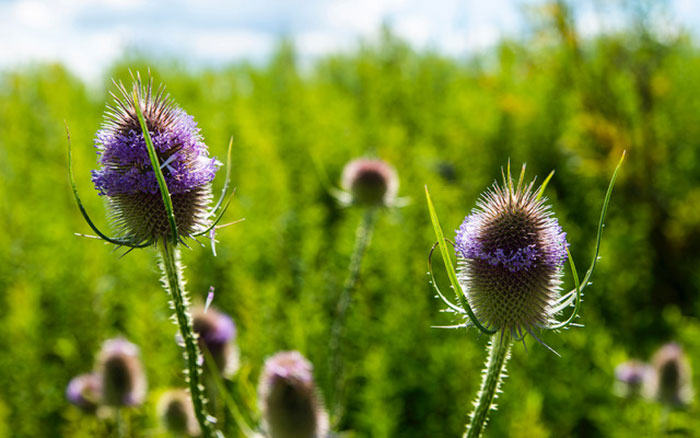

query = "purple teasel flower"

[66,373,102,412]
[158,389,201,437]
[97,337,147,407]
[191,306,239,377]
[259,351,329,438]
[648,342,694,406]
[339,158,399,207]
[88,73,225,247]
[453,165,570,343]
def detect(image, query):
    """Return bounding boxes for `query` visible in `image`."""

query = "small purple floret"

[92,110,220,197]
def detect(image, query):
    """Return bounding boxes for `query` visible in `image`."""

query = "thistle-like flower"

[90,73,220,246]
[66,373,102,412]
[158,389,201,436]
[454,166,569,339]
[647,343,693,407]
[259,351,329,438]
[338,158,399,207]
[614,360,651,398]
[191,306,239,377]
[97,337,147,407]
[426,157,623,438]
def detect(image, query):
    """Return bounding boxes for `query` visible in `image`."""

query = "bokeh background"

[1,0,700,437]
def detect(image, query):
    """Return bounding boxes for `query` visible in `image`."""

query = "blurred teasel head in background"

[454,165,569,339]
[648,342,693,407]
[259,351,329,438]
[614,360,652,398]
[97,337,147,407]
[90,72,220,246]
[66,373,102,413]
[338,158,399,208]
[157,389,201,436]
[191,306,239,377]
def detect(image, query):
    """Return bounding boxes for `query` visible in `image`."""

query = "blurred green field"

[1,6,700,438]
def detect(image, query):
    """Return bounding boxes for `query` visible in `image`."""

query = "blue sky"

[2,0,699,82]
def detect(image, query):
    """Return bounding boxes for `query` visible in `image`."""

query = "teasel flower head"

[614,360,651,398]
[259,351,329,438]
[157,389,201,436]
[337,158,400,207]
[647,342,693,407]
[454,165,569,339]
[191,306,239,377]
[97,337,147,407]
[89,72,221,246]
[66,373,102,413]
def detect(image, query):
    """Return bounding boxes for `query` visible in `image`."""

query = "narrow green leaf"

[425,186,496,335]
[580,151,626,288]
[536,170,555,200]
[132,90,179,244]
[551,150,625,329]
[210,137,233,216]
[66,123,151,248]
[550,249,581,329]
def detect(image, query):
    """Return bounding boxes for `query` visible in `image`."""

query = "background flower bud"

[259,351,329,438]
[191,306,238,377]
[614,360,651,398]
[648,342,693,407]
[97,337,147,407]
[341,158,398,207]
[66,373,101,413]
[158,389,201,436]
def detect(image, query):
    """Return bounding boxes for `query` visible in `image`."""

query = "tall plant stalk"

[159,239,219,438]
[329,208,378,418]
[465,331,512,438]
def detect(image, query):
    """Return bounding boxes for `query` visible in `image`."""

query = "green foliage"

[1,14,700,438]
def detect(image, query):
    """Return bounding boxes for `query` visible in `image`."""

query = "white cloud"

[0,0,698,83]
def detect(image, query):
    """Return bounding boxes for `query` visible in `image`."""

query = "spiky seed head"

[66,373,101,412]
[191,306,239,377]
[157,389,201,436]
[648,343,693,406]
[97,337,147,407]
[454,167,569,337]
[614,360,651,398]
[91,73,220,245]
[259,351,329,438]
[341,158,398,207]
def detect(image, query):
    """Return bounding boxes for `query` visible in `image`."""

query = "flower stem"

[115,408,126,438]
[159,239,220,438]
[465,330,512,438]
[329,208,377,420]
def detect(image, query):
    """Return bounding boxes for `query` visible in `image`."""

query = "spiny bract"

[455,166,569,338]
[91,73,220,245]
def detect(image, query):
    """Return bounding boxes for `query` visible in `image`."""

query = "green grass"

[1,17,700,438]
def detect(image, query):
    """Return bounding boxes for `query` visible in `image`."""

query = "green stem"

[329,208,378,420]
[115,408,125,438]
[465,331,512,438]
[159,239,221,438]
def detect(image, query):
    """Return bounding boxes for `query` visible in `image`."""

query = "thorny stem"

[465,330,512,438]
[329,208,378,421]
[159,239,221,438]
